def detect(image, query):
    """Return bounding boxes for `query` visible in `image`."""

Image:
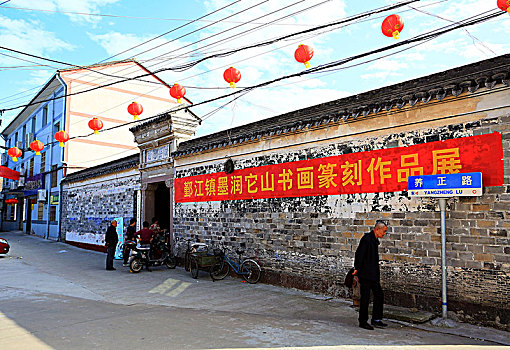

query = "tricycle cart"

[189,250,222,279]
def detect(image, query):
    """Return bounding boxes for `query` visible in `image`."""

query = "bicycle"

[209,243,262,284]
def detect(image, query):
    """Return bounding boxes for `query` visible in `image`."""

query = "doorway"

[154,182,170,231]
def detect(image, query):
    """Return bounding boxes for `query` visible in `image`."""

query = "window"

[14,132,17,146]
[51,164,58,188]
[50,206,56,222]
[42,106,48,125]
[53,122,60,135]
[38,203,44,221]
[32,116,36,132]
[40,152,46,173]
[29,158,34,177]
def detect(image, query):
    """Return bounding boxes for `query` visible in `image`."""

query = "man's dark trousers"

[358,278,384,324]
[106,245,116,269]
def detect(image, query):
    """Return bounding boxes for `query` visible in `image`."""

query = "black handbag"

[344,267,355,288]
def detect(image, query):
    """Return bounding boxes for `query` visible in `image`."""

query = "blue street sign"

[408,172,482,197]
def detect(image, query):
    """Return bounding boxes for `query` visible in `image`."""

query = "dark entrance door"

[26,198,32,234]
[154,183,170,231]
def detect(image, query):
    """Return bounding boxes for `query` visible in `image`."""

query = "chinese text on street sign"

[408,172,482,197]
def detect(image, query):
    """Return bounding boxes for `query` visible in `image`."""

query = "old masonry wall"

[174,94,510,330]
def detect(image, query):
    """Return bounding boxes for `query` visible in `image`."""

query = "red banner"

[175,133,504,202]
[0,166,20,181]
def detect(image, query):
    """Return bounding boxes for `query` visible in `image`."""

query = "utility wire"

[0,4,320,27]
[0,0,417,110]
[0,0,243,104]
[22,8,502,147]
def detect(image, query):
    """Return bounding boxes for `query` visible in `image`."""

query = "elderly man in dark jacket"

[354,220,388,330]
[105,220,118,271]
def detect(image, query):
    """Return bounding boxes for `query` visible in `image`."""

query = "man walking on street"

[354,220,388,330]
[123,218,137,267]
[105,220,118,271]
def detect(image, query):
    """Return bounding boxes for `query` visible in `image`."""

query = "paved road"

[0,231,507,350]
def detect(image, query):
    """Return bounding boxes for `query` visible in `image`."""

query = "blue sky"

[0,0,509,140]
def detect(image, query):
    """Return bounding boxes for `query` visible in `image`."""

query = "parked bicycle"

[210,243,262,284]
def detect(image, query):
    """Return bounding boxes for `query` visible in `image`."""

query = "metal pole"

[438,198,447,319]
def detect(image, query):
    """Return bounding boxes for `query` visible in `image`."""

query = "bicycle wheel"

[241,259,261,284]
[210,260,230,281]
[190,258,199,279]
[184,251,191,271]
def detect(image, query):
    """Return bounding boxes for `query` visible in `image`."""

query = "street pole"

[438,198,448,319]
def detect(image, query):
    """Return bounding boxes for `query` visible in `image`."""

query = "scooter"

[126,233,177,273]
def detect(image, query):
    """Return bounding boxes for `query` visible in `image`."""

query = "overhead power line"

[1,7,500,147]
[0,0,417,110]
[0,4,320,27]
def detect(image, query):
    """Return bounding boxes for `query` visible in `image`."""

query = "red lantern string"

[170,83,186,103]
[7,147,22,162]
[127,102,143,121]
[294,44,314,68]
[223,67,241,89]
[54,130,69,148]
[382,14,404,40]
[30,140,45,155]
[88,118,103,135]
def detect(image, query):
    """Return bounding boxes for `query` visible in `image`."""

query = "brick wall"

[174,115,510,330]
[61,169,140,243]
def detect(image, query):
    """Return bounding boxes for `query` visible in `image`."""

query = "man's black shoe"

[359,323,374,330]
[371,320,387,328]
[106,268,116,271]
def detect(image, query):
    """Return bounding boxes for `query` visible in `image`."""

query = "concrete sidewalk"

[0,230,508,349]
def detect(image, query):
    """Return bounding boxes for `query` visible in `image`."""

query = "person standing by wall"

[123,218,137,267]
[354,220,388,330]
[105,220,118,271]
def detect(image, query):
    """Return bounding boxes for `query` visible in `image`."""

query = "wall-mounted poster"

[114,217,124,259]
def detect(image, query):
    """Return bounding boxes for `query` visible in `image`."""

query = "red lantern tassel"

[134,114,139,121]
[36,151,41,155]
[230,82,235,89]
[59,142,64,147]
[12,156,17,162]
[94,130,99,135]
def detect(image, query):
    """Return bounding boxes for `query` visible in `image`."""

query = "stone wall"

[174,114,510,330]
[61,168,140,245]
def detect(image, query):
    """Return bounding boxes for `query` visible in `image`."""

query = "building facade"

[60,154,140,249]
[171,55,510,329]
[1,60,186,239]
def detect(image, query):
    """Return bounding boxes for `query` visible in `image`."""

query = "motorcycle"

[126,232,177,273]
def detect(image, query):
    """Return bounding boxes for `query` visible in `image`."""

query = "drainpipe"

[55,74,66,241]
[45,94,55,239]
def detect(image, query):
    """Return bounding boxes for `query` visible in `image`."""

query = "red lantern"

[88,118,103,135]
[294,44,314,68]
[30,140,44,155]
[170,83,186,103]
[498,0,510,14]
[55,130,69,148]
[127,102,143,121]
[382,14,404,40]
[223,67,241,89]
[7,147,22,162]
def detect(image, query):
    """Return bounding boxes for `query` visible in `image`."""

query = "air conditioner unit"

[26,133,34,145]
[37,189,47,202]
[18,175,25,187]
[10,181,17,190]
[1,153,7,165]
[16,141,23,149]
